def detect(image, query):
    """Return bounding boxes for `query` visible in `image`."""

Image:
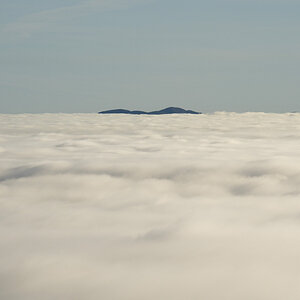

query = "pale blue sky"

[1,0,300,113]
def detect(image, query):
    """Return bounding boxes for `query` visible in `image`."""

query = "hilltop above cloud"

[98,107,201,115]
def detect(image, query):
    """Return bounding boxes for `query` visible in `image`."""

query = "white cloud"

[1,112,300,299]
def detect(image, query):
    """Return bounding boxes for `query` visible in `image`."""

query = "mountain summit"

[98,107,201,115]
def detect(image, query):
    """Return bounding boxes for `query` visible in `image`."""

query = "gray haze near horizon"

[1,0,300,113]
[1,113,300,299]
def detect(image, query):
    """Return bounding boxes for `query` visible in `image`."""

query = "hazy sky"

[1,0,300,113]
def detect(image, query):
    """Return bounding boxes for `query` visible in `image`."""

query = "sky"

[0,0,300,113]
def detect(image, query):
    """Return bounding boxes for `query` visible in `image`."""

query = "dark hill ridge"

[98,107,201,115]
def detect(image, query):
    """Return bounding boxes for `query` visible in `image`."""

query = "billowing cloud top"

[1,113,300,299]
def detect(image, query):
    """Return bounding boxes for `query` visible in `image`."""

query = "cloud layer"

[1,113,300,299]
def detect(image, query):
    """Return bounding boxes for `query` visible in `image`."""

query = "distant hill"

[98,107,201,115]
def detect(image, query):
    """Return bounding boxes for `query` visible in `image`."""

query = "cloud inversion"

[1,113,300,299]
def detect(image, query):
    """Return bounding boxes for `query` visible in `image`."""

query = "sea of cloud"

[1,112,300,299]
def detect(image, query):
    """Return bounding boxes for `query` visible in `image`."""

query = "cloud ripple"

[1,113,300,299]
